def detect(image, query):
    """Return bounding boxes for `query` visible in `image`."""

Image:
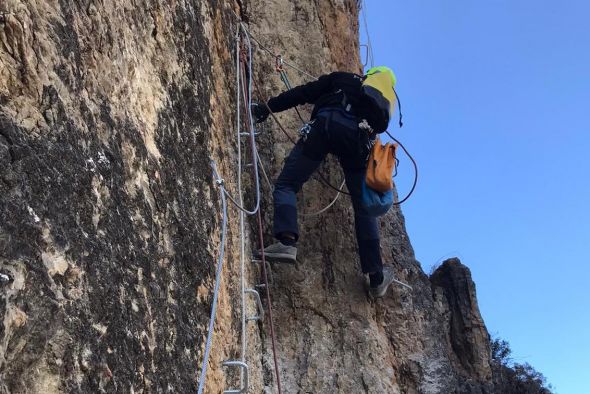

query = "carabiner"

[275,55,284,72]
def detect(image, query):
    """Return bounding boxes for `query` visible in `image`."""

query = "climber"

[252,66,400,298]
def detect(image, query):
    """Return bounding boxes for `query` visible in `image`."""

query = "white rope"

[300,179,345,217]
[235,25,248,387]
[255,147,273,190]
[241,22,263,217]
[221,24,262,216]
[254,144,345,217]
[196,161,229,394]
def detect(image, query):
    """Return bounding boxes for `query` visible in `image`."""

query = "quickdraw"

[276,55,293,90]
[298,120,314,142]
[275,55,284,72]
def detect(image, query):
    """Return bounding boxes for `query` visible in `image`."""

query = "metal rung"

[244,163,254,167]
[223,360,249,394]
[240,131,260,137]
[393,278,413,291]
[245,288,264,321]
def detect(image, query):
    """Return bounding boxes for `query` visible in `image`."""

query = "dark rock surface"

[1,1,240,392]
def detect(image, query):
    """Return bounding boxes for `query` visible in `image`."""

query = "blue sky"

[361,1,590,392]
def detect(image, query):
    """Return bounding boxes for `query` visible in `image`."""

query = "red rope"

[255,211,283,394]
[240,50,283,394]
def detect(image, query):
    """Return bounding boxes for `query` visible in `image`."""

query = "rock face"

[430,258,492,384]
[1,0,504,393]
[1,1,242,392]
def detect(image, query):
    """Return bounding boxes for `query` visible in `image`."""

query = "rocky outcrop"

[1,0,531,393]
[430,258,492,383]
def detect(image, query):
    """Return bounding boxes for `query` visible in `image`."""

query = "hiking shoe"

[253,241,297,264]
[369,266,396,299]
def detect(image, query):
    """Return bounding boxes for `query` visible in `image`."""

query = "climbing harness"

[254,80,352,198]
[256,65,351,196]
[359,119,376,159]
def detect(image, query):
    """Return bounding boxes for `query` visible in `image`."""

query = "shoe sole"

[368,276,396,299]
[253,252,297,264]
[369,287,387,299]
[368,288,383,299]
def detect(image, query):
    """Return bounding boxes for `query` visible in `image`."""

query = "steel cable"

[196,161,229,394]
[385,131,418,205]
[234,25,248,388]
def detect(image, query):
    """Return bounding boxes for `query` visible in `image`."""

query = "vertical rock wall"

[0,0,247,392]
[1,0,497,393]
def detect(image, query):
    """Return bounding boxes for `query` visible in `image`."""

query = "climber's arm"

[266,73,334,113]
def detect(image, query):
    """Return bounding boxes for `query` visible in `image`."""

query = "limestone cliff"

[1,0,509,393]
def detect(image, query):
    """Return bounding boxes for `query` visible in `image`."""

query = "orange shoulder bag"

[366,136,397,193]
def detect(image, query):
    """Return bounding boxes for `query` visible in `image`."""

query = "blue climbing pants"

[272,108,382,274]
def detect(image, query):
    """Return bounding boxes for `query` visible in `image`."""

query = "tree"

[489,336,554,394]
[491,337,512,364]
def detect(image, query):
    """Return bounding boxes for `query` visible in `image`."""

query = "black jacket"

[267,71,388,133]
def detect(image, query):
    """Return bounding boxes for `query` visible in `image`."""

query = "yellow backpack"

[361,66,403,127]
[362,66,398,128]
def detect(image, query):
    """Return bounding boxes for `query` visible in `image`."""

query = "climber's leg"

[253,119,329,263]
[272,118,328,243]
[273,140,326,242]
[342,168,384,275]
[329,113,383,277]
[342,166,397,297]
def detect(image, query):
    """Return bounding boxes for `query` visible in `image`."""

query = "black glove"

[251,101,270,123]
